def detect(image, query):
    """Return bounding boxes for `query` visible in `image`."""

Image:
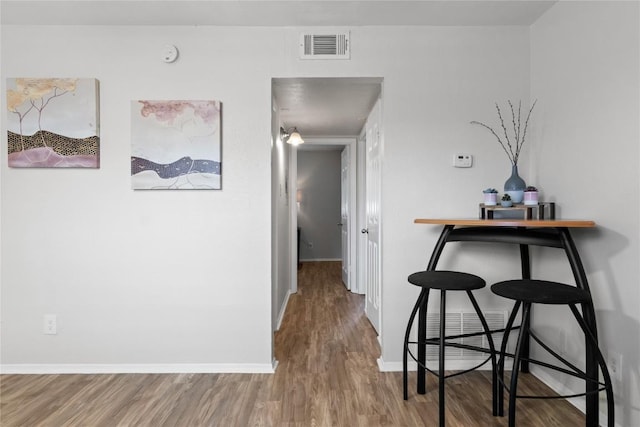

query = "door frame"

[289,137,358,294]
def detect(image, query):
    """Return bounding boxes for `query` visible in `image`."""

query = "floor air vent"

[425,311,506,361]
[300,32,350,59]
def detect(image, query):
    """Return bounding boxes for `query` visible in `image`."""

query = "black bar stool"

[403,270,499,427]
[491,279,615,427]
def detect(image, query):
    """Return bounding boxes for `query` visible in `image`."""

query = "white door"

[340,147,350,288]
[364,99,382,334]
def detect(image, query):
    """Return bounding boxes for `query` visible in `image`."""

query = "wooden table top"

[414,218,596,228]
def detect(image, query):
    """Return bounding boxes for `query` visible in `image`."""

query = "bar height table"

[413,218,599,426]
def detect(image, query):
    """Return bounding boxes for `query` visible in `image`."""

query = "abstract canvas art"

[7,78,100,168]
[131,100,221,190]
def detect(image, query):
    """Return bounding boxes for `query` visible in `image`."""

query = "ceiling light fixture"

[280,126,305,146]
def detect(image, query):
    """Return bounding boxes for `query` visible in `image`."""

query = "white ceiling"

[1,0,557,138]
[273,78,382,138]
[1,1,556,27]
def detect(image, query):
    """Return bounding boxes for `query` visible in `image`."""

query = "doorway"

[296,139,356,289]
[271,77,383,345]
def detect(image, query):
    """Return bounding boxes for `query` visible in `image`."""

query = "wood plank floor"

[1,261,585,426]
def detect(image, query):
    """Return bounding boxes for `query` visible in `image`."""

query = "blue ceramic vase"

[504,165,526,203]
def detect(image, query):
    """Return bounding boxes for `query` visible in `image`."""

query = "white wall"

[1,25,280,370]
[531,2,640,425]
[297,149,342,261]
[270,97,292,336]
[0,21,584,376]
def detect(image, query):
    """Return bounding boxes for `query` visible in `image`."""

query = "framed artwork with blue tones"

[7,78,100,168]
[131,100,221,189]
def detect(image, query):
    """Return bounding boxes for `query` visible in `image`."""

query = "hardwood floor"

[1,261,585,426]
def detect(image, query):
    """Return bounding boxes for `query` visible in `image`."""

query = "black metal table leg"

[559,228,599,427]
[519,243,531,373]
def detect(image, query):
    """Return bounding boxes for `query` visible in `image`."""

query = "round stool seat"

[491,279,591,305]
[490,278,613,427]
[403,269,498,425]
[408,270,485,291]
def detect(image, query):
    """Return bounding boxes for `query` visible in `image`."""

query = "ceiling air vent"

[299,32,350,60]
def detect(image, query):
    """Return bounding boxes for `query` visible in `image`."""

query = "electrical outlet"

[607,351,622,383]
[43,314,57,335]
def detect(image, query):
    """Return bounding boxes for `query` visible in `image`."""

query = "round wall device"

[162,45,179,63]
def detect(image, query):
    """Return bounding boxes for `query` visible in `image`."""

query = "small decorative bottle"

[504,165,526,204]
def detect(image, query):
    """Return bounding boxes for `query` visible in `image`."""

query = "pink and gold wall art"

[131,100,221,190]
[7,78,100,168]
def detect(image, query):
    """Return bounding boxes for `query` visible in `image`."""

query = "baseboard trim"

[531,366,585,410]
[0,363,276,375]
[275,290,292,331]
[531,366,616,426]
[299,258,341,262]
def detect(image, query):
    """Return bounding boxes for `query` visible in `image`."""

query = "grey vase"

[504,165,526,203]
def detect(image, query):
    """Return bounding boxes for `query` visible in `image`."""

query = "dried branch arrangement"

[471,100,537,166]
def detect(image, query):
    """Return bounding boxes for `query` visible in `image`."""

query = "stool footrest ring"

[407,347,494,380]
[410,339,495,356]
[497,374,609,400]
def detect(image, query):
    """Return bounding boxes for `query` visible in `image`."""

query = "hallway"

[272,261,585,426]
